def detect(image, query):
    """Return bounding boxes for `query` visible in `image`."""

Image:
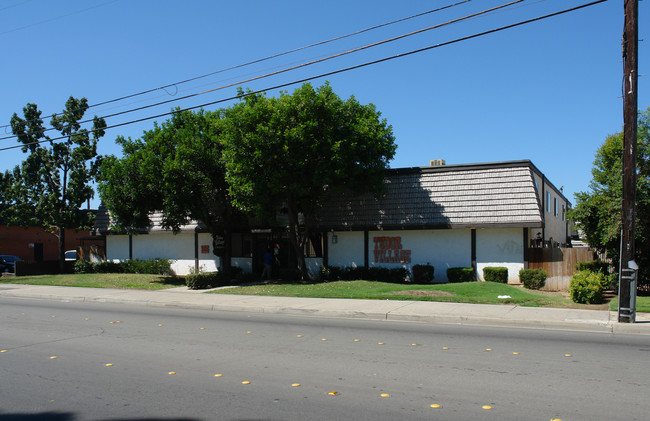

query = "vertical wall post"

[364,231,369,268]
[471,229,477,276]
[194,231,199,274]
[523,228,529,269]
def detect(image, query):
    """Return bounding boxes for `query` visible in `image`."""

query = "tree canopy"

[98,109,243,273]
[2,96,106,272]
[569,107,650,286]
[98,82,396,280]
[221,82,396,279]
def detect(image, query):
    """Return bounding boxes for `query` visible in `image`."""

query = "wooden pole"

[619,0,638,323]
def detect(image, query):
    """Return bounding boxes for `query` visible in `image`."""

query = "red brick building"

[0,226,104,262]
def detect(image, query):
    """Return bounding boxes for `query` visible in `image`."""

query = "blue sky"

[1,0,647,209]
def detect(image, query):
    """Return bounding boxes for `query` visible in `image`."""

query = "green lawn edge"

[210,280,584,308]
[0,273,185,290]
[3,274,647,311]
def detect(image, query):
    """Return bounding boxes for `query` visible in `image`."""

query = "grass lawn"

[210,280,586,308]
[0,273,185,290]
[609,296,650,313]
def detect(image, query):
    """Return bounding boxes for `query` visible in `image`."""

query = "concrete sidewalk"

[1,283,648,335]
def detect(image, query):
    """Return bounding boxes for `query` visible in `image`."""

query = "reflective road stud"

[482,405,493,410]
[430,404,441,409]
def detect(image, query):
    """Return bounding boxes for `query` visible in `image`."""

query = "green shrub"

[483,266,508,283]
[412,264,434,283]
[605,272,619,290]
[121,258,172,275]
[367,267,410,283]
[575,260,609,274]
[519,268,547,290]
[320,265,410,283]
[185,269,242,290]
[447,267,475,283]
[569,270,605,304]
[73,258,172,275]
[186,272,220,290]
[73,260,95,274]
[94,261,124,273]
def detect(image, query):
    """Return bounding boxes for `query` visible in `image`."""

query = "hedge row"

[185,267,246,289]
[320,266,412,283]
[518,268,547,290]
[74,258,172,275]
[447,267,475,283]
[483,266,508,283]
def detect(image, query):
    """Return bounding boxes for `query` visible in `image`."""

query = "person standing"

[261,248,273,280]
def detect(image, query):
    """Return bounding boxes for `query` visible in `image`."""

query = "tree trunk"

[286,196,309,281]
[221,226,233,276]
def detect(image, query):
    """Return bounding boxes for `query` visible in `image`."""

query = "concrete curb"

[1,284,648,335]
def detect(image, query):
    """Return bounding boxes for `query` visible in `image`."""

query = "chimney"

[429,159,446,167]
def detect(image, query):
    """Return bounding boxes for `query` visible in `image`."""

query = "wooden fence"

[527,247,596,291]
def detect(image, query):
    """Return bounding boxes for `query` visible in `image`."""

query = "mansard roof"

[316,160,548,231]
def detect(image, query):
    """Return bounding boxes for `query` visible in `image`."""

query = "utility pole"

[619,0,638,323]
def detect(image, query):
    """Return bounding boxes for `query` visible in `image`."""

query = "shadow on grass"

[151,275,186,287]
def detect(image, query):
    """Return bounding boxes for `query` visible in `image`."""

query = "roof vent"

[429,159,446,167]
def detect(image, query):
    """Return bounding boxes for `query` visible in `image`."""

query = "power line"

[0,0,520,143]
[0,0,607,153]
[0,0,472,132]
[0,0,121,36]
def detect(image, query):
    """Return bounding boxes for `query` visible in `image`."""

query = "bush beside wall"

[446,267,475,283]
[320,266,410,283]
[575,260,610,275]
[518,268,547,290]
[569,270,605,304]
[483,266,508,283]
[412,264,434,283]
[74,258,172,275]
[185,267,244,290]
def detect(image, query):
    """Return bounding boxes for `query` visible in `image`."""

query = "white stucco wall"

[476,228,523,283]
[106,235,129,261]
[328,229,472,282]
[327,231,365,268]
[106,232,220,276]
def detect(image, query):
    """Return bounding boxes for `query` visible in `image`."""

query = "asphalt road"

[1,297,649,421]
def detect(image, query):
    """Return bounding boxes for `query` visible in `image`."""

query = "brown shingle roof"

[316,161,543,230]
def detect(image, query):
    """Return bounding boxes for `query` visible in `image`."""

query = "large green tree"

[98,109,242,274]
[569,107,650,286]
[3,96,106,272]
[221,82,396,279]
